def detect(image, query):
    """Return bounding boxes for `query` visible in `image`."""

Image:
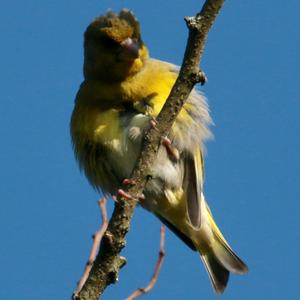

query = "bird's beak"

[120,38,140,59]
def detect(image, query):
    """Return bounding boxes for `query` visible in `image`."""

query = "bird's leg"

[150,117,158,129]
[161,137,180,162]
[117,189,135,200]
[149,118,179,161]
[118,179,145,202]
[122,178,136,186]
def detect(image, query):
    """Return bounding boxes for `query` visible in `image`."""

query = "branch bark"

[74,1,225,299]
[73,198,108,299]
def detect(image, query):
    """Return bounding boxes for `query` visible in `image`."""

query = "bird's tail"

[200,209,248,294]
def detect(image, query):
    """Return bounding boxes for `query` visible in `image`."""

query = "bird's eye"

[99,37,119,49]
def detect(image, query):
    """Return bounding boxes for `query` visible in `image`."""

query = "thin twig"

[75,1,225,299]
[72,197,108,300]
[126,225,166,300]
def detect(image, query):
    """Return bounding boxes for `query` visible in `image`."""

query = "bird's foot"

[122,178,136,186]
[117,188,145,202]
[150,117,158,129]
[117,189,134,200]
[162,137,180,162]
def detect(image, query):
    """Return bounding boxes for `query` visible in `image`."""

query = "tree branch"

[72,198,108,299]
[74,1,225,299]
[126,225,166,300]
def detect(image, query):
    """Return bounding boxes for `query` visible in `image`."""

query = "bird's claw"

[117,189,145,202]
[122,178,136,186]
[117,189,134,200]
[162,137,180,162]
[150,117,158,128]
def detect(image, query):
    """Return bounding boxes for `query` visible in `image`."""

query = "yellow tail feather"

[207,209,248,274]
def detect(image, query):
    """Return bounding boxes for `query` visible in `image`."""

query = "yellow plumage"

[71,9,248,294]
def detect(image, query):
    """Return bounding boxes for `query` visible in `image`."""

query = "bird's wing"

[153,148,204,250]
[182,149,204,230]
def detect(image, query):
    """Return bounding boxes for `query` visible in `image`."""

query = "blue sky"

[1,1,299,299]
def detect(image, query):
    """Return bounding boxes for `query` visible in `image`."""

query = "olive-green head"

[83,9,148,82]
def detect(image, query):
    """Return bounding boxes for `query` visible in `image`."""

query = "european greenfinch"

[71,9,248,294]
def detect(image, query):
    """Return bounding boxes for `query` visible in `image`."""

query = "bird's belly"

[91,113,148,193]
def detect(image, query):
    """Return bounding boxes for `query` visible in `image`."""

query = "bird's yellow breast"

[72,58,178,145]
[119,59,177,116]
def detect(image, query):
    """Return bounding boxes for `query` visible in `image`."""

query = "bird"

[70,9,248,294]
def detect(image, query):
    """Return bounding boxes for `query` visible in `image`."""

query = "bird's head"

[83,9,149,82]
